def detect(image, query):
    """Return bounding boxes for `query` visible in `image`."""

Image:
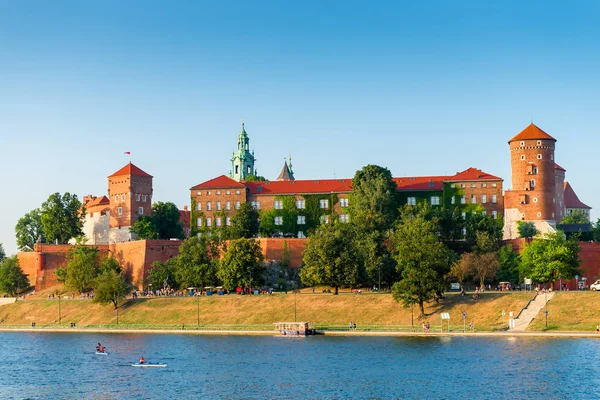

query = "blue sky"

[1,1,599,255]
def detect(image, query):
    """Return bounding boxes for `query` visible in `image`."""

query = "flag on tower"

[124,152,131,155]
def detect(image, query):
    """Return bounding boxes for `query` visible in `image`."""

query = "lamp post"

[197,290,200,327]
[545,291,548,329]
[411,303,414,331]
[378,262,381,293]
[58,294,61,326]
[294,290,297,322]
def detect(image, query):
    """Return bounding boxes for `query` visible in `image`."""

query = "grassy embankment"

[528,292,600,331]
[0,288,532,331]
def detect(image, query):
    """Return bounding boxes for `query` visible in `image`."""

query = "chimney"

[183,206,188,211]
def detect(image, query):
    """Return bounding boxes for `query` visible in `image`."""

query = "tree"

[519,232,582,285]
[465,213,503,250]
[472,252,500,289]
[218,238,265,290]
[518,221,538,240]
[229,202,260,239]
[175,237,220,290]
[391,213,452,316]
[40,193,85,244]
[497,244,520,283]
[130,202,184,240]
[355,228,397,289]
[100,257,122,274]
[0,243,5,263]
[15,209,43,251]
[561,210,589,225]
[93,270,129,309]
[244,174,267,182]
[148,259,178,290]
[63,244,100,292]
[593,219,600,242]
[349,165,398,232]
[0,256,30,296]
[300,223,365,295]
[450,254,475,287]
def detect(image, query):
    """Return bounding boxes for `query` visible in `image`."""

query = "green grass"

[528,292,600,332]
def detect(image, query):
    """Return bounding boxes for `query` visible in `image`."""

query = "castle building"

[230,123,256,181]
[503,123,591,239]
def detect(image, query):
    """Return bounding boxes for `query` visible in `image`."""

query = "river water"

[0,332,598,399]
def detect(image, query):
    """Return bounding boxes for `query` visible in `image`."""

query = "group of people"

[348,321,357,331]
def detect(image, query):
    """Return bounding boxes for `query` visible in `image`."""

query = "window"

[115,195,119,202]
[430,196,440,205]
[226,201,231,210]
[297,216,306,224]
[216,217,222,227]
[482,211,487,216]
[471,183,476,188]
[521,155,526,160]
[235,201,241,210]
[274,200,283,210]
[320,215,330,224]
[481,195,487,204]
[136,194,141,201]
[226,190,231,195]
[407,197,416,206]
[207,202,212,211]
[492,194,497,204]
[451,196,455,205]
[461,227,467,236]
[138,207,143,215]
[274,216,283,226]
[226,217,231,226]
[471,195,476,203]
[216,191,221,195]
[206,217,212,227]
[537,212,542,217]
[551,154,554,160]
[142,195,147,202]
[251,201,260,210]
[460,184,466,188]
[537,154,542,160]
[533,166,538,174]
[339,214,350,223]
[530,179,536,188]
[197,192,202,196]
[196,218,202,227]
[216,201,221,211]
[491,183,497,188]
[492,211,498,219]
[461,196,466,204]
[235,190,241,195]
[450,184,455,188]
[296,200,306,209]
[197,202,202,211]
[298,231,306,239]
[520,141,525,146]
[207,191,211,195]
[340,198,349,207]
[319,199,329,209]
[537,140,542,146]
[118,207,123,215]
[121,194,125,201]
[481,183,487,188]
[461,212,466,219]
[533,197,538,203]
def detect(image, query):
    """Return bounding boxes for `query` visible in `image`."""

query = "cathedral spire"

[230,122,256,181]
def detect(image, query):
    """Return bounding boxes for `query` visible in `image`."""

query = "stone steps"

[510,292,554,331]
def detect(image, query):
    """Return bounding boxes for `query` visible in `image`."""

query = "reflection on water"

[0,333,598,399]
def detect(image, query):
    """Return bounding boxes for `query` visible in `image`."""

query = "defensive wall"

[17,238,307,291]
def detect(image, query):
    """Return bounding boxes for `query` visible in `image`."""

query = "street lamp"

[294,290,297,322]
[58,294,61,326]
[545,291,548,329]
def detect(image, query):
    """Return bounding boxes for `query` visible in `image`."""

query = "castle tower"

[277,158,295,181]
[503,123,558,239]
[554,163,566,223]
[230,123,256,181]
[107,162,153,242]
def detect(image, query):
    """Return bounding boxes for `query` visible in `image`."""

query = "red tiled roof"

[393,176,446,191]
[245,179,353,196]
[446,167,502,182]
[554,163,566,171]
[108,163,152,178]
[179,209,191,226]
[191,175,246,190]
[85,195,110,207]
[564,182,591,210]
[509,123,556,143]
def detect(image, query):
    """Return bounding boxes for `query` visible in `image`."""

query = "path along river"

[1,332,599,399]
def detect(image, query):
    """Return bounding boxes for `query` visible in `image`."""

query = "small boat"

[131,363,167,368]
[95,351,109,356]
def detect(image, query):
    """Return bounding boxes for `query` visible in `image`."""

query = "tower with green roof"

[230,122,256,181]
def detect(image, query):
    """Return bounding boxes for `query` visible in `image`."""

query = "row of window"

[196,214,349,227]
[197,201,241,211]
[114,194,149,203]
[460,210,499,219]
[450,183,498,189]
[116,207,144,216]
[197,217,231,227]
[196,190,242,196]
[252,198,348,211]
[407,194,498,206]
[520,154,549,161]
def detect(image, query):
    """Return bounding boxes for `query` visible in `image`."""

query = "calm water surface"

[0,332,598,399]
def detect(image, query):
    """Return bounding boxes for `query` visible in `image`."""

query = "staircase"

[509,292,554,332]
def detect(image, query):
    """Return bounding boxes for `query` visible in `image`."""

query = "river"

[0,332,598,399]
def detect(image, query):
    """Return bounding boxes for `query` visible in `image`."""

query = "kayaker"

[139,356,145,364]
[96,343,102,351]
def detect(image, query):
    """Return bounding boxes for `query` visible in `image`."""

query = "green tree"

[40,192,85,244]
[63,244,100,293]
[391,213,452,316]
[148,259,178,290]
[131,202,184,240]
[100,257,122,274]
[497,244,520,283]
[0,243,5,263]
[175,237,220,290]
[465,213,503,250]
[300,223,364,295]
[93,270,130,309]
[129,217,158,240]
[519,232,582,285]
[561,210,589,224]
[355,228,397,289]
[0,256,30,296]
[450,254,474,287]
[349,165,398,231]
[15,209,43,251]
[593,218,600,242]
[218,238,265,290]
[518,221,538,239]
[229,202,260,239]
[244,174,267,182]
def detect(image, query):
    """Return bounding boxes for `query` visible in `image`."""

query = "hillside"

[528,292,600,331]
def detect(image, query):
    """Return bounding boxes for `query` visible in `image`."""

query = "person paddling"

[96,343,102,351]
[139,356,146,364]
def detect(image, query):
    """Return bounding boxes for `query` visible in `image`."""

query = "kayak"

[131,363,167,368]
[95,351,109,356]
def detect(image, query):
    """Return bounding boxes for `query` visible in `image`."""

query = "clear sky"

[1,1,599,255]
